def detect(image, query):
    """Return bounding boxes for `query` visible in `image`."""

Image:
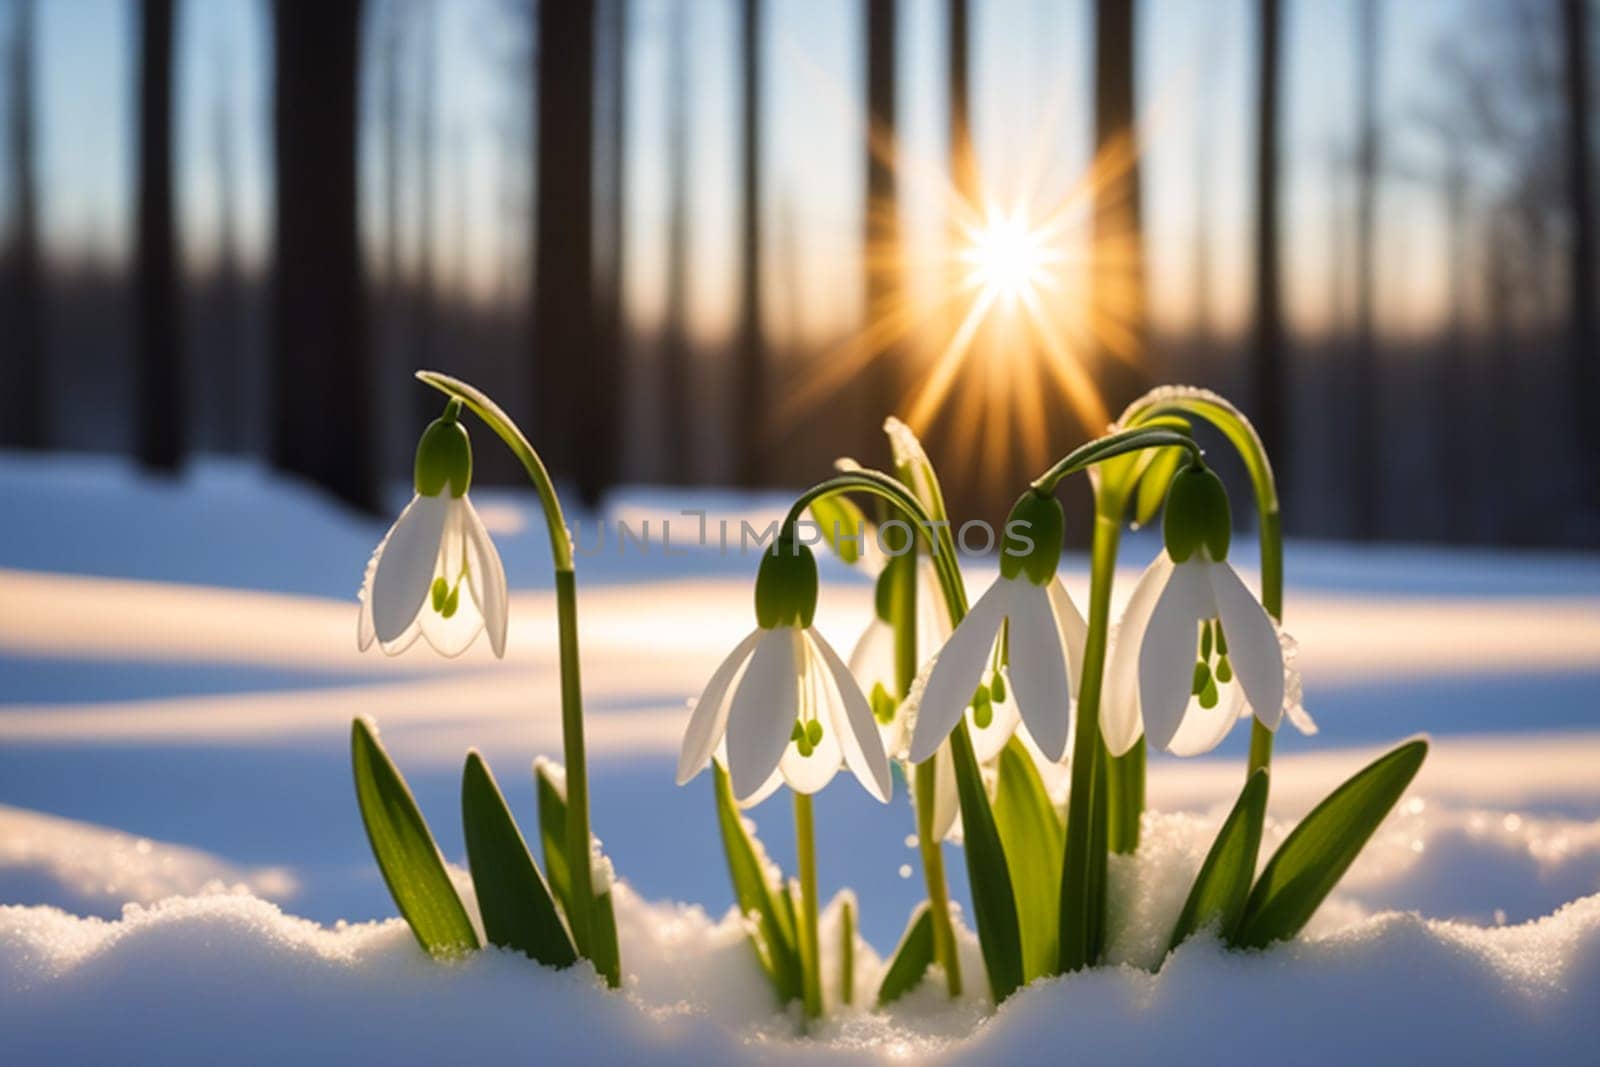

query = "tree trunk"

[582,0,626,504]
[865,0,899,453]
[270,0,376,513]
[1091,0,1147,411]
[1251,0,1287,484]
[1562,0,1596,511]
[135,0,183,471]
[734,0,765,487]
[212,37,244,453]
[532,0,598,497]
[411,0,437,432]
[660,2,691,483]
[1,0,44,448]
[1350,0,1381,539]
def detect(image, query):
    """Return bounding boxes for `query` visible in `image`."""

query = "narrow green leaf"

[948,725,1025,1002]
[876,903,935,1007]
[992,737,1063,982]
[461,751,577,967]
[1233,739,1428,949]
[350,718,479,956]
[1134,445,1186,528]
[838,895,856,1007]
[534,760,621,988]
[1169,768,1269,953]
[535,761,573,914]
[809,494,870,564]
[713,762,802,1003]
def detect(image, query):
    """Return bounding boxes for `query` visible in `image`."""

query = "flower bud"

[413,402,472,498]
[754,536,819,629]
[999,489,1064,584]
[1162,461,1232,562]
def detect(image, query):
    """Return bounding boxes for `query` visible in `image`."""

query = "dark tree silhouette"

[734,0,765,487]
[532,0,599,496]
[270,0,377,513]
[583,0,626,504]
[1251,0,1287,482]
[1350,0,1381,539]
[210,37,245,454]
[135,0,183,471]
[381,0,406,292]
[1,0,44,449]
[1090,0,1147,413]
[412,0,438,432]
[659,3,691,483]
[1561,0,1595,505]
[865,0,898,442]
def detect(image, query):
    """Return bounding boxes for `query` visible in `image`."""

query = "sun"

[959,207,1058,306]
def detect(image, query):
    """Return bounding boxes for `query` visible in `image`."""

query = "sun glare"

[961,209,1057,305]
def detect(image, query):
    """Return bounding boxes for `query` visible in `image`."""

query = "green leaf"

[838,894,856,1007]
[461,751,577,968]
[1233,740,1428,950]
[535,762,573,914]
[713,762,802,1003]
[350,718,479,956]
[534,761,621,987]
[992,737,1063,982]
[1134,445,1186,528]
[1168,768,1269,953]
[876,903,935,1007]
[948,726,1025,1002]
[809,494,870,564]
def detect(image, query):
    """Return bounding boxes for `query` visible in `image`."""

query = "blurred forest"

[0,0,1595,546]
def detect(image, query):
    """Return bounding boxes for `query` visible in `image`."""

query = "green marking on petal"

[989,671,1006,703]
[441,586,460,619]
[1215,622,1228,655]
[791,721,805,743]
[1191,661,1212,696]
[972,685,994,729]
[1199,677,1219,709]
[1201,620,1213,660]
[1216,655,1233,684]
[870,682,899,725]
[806,719,823,746]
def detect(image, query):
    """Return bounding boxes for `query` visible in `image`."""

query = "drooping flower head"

[678,537,891,805]
[358,401,509,658]
[1103,460,1310,755]
[907,489,1086,765]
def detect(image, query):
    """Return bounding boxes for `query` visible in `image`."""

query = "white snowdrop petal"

[678,628,763,785]
[1046,577,1089,699]
[1006,581,1072,762]
[779,655,842,795]
[370,494,450,644]
[738,765,785,809]
[377,614,425,656]
[812,629,892,802]
[418,506,486,657]
[726,628,803,801]
[907,578,1010,763]
[967,670,1020,763]
[1102,553,1173,756]
[460,495,510,658]
[1166,679,1247,757]
[847,619,896,692]
[1209,562,1286,732]
[1138,561,1212,752]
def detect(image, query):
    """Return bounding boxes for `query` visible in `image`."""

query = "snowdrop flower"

[678,539,892,805]
[908,490,1087,764]
[1103,459,1308,756]
[358,402,508,658]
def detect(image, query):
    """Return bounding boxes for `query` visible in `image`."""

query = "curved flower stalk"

[359,402,508,658]
[363,371,620,987]
[1101,461,1312,757]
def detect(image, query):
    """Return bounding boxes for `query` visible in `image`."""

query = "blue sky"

[16,0,1491,341]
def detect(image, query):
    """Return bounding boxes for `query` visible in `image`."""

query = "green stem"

[1057,503,1122,972]
[887,494,963,997]
[793,791,823,1020]
[416,371,613,983]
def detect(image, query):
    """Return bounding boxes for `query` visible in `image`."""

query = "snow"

[1,452,1598,1061]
